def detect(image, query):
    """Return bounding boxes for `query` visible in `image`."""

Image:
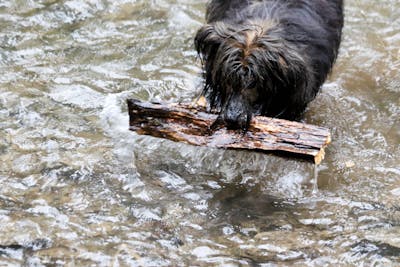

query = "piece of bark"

[128,99,331,164]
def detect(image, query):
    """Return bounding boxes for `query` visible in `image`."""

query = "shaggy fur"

[195,0,344,129]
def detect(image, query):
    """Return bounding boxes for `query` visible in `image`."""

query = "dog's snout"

[222,94,251,130]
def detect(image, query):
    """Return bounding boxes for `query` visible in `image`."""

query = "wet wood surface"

[127,99,331,164]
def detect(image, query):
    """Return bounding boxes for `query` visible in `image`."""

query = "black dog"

[195,0,343,130]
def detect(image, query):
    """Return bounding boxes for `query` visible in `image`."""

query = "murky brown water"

[0,0,399,266]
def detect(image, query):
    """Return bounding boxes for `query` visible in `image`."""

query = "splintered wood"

[128,99,331,164]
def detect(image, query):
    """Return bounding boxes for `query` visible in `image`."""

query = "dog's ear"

[194,24,219,57]
[195,23,232,58]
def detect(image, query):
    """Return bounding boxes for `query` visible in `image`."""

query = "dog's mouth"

[217,92,253,131]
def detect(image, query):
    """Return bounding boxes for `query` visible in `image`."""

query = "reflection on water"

[0,0,399,265]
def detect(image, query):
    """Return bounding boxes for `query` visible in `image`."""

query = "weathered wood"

[128,99,331,164]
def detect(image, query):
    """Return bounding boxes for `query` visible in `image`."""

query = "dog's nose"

[222,96,251,130]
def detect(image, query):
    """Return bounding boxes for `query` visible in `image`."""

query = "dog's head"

[195,21,311,130]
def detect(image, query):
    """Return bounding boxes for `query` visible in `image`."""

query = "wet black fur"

[195,0,344,129]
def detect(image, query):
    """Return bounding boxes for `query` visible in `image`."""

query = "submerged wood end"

[128,98,332,164]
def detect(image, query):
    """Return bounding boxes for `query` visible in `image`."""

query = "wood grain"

[128,99,331,164]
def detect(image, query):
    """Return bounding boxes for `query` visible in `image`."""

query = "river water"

[0,0,399,266]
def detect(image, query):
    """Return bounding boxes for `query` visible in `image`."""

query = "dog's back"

[195,0,343,129]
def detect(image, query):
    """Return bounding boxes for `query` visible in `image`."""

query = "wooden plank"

[127,99,331,164]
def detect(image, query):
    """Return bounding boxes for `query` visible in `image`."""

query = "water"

[0,0,399,266]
